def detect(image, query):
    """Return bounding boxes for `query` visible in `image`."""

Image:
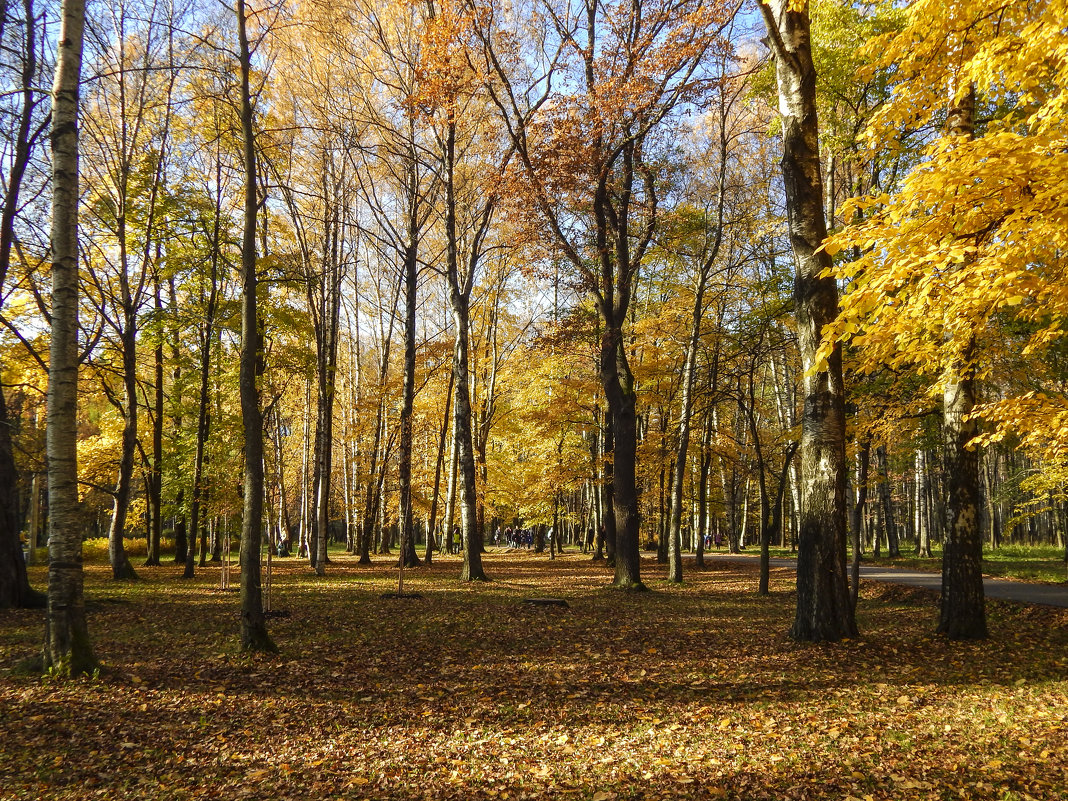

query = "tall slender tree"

[235,0,272,652]
[43,0,97,674]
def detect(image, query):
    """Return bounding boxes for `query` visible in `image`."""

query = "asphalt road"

[706,553,1068,609]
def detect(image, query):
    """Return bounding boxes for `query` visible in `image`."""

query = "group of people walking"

[494,526,538,549]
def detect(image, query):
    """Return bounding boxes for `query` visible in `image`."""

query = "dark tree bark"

[450,281,484,582]
[183,158,222,580]
[313,211,341,577]
[940,363,986,638]
[876,445,899,557]
[397,231,420,569]
[425,358,455,564]
[0,390,42,608]
[145,270,164,566]
[105,323,139,581]
[0,0,46,608]
[172,490,187,564]
[695,412,713,569]
[937,85,986,640]
[235,0,273,652]
[760,0,856,641]
[760,443,798,596]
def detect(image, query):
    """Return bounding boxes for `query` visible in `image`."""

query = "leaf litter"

[0,551,1065,800]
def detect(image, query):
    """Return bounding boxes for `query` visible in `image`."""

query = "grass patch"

[1,549,1066,800]
[863,544,1068,584]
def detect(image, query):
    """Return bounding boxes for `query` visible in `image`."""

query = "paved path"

[706,553,1068,609]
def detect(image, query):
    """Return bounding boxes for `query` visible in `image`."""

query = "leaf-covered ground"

[1,550,1066,801]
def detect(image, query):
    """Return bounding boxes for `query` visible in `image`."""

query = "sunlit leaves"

[821,0,1068,455]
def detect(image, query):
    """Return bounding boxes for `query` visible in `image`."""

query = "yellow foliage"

[822,0,1068,466]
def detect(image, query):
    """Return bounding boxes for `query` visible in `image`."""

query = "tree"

[43,0,97,675]
[758,0,856,641]
[481,0,736,590]
[80,0,180,581]
[235,0,273,652]
[0,0,48,608]
[664,55,750,583]
[816,0,1068,637]
[419,0,514,582]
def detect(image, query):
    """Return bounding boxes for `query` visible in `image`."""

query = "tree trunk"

[451,299,484,581]
[876,446,899,557]
[761,443,799,596]
[939,362,986,638]
[397,238,420,569]
[184,154,222,579]
[915,450,930,557]
[106,325,139,581]
[695,413,713,568]
[0,390,42,607]
[936,85,986,640]
[600,326,643,589]
[426,360,455,564]
[314,224,341,577]
[850,440,870,611]
[360,400,384,564]
[145,270,164,566]
[761,0,856,641]
[442,116,486,583]
[43,0,96,674]
[235,0,273,652]
[0,0,44,608]
[169,277,187,565]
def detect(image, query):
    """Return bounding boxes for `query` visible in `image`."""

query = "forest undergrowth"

[1,551,1065,801]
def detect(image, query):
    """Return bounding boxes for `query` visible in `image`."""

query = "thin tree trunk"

[915,449,930,557]
[850,439,870,610]
[668,86,729,582]
[761,443,799,595]
[235,0,273,652]
[314,217,341,576]
[145,267,164,566]
[397,235,420,569]
[426,361,455,564]
[876,446,899,557]
[695,411,713,569]
[106,323,139,581]
[184,151,222,579]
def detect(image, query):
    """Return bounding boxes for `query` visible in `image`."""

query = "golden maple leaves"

[817,0,1068,467]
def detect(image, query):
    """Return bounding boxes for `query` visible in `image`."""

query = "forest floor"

[1,549,1066,801]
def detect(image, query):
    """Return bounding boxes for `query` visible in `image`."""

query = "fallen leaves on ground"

[0,550,1066,800]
